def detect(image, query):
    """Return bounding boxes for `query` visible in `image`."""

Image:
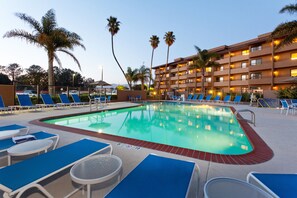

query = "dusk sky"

[0,0,294,84]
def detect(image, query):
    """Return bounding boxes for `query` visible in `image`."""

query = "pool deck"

[0,101,296,197]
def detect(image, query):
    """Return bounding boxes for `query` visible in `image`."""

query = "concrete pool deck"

[0,101,296,197]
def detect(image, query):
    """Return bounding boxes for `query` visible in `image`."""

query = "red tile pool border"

[30,105,273,164]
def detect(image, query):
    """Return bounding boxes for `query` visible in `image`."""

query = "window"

[241,62,247,68]
[206,67,212,72]
[291,69,297,77]
[220,66,224,71]
[242,50,249,55]
[250,73,262,79]
[241,75,248,81]
[206,77,212,82]
[250,59,262,66]
[219,77,224,82]
[251,45,262,52]
[291,53,297,60]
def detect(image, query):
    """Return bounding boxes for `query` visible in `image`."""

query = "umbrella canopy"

[281,77,297,83]
[90,80,111,86]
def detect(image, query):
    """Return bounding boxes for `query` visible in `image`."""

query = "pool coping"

[30,103,274,165]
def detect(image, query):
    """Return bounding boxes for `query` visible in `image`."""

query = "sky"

[0,0,295,84]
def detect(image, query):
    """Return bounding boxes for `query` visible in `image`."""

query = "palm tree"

[125,67,138,90]
[149,35,160,93]
[162,31,175,98]
[137,65,150,91]
[190,46,219,95]
[107,16,131,90]
[272,3,297,49]
[3,9,85,95]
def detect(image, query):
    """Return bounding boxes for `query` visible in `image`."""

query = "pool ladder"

[234,109,256,126]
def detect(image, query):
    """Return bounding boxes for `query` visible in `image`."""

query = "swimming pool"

[44,102,253,155]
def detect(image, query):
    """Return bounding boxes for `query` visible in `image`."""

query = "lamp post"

[72,73,75,87]
[99,66,103,96]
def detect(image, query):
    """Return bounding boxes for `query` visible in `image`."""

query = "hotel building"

[153,32,297,97]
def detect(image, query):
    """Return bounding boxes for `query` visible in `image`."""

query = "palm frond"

[42,9,57,34]
[53,53,62,68]
[57,49,82,71]
[280,3,297,14]
[15,12,42,33]
[3,30,41,46]
[107,16,120,36]
[272,21,297,49]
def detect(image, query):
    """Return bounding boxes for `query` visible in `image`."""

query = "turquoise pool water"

[44,102,253,155]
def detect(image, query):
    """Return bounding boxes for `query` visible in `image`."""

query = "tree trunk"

[111,35,131,90]
[48,51,54,95]
[148,48,155,94]
[201,68,205,95]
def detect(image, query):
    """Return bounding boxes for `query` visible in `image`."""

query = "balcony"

[274,76,294,84]
[213,81,229,87]
[248,77,271,85]
[170,76,178,80]
[249,62,273,71]
[179,75,188,80]
[249,47,272,57]
[216,58,229,64]
[187,73,195,78]
[171,68,178,72]
[230,67,249,74]
[160,84,167,89]
[179,84,187,88]
[230,55,249,62]
[179,66,188,71]
[214,70,229,76]
[275,42,297,53]
[170,84,178,89]
[230,80,248,86]
[274,60,297,69]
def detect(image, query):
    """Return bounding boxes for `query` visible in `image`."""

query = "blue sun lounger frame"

[247,172,297,198]
[0,131,59,154]
[0,139,111,198]
[106,154,199,198]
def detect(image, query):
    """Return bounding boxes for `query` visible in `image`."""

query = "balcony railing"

[274,60,297,69]
[249,62,273,71]
[230,67,249,74]
[230,80,248,86]
[213,81,229,87]
[249,47,272,57]
[214,70,229,76]
[248,77,271,85]
[231,54,249,62]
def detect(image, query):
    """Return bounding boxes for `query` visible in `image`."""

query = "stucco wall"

[117,90,147,101]
[0,85,15,106]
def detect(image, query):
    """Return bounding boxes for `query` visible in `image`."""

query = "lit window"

[250,73,262,79]
[242,50,249,55]
[241,75,247,81]
[241,62,247,68]
[291,53,297,60]
[206,67,212,72]
[219,77,224,82]
[220,66,224,71]
[251,59,262,66]
[291,69,297,77]
[206,77,212,82]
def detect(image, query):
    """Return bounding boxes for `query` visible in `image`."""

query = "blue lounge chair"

[197,94,204,102]
[220,95,231,103]
[59,94,77,106]
[232,95,242,104]
[0,96,13,113]
[186,94,193,101]
[0,139,111,198]
[41,94,66,109]
[135,95,142,101]
[247,172,297,198]
[280,99,296,115]
[105,154,198,198]
[212,95,221,102]
[203,94,212,102]
[107,95,112,103]
[0,131,59,154]
[191,94,198,101]
[17,94,41,111]
[71,94,88,105]
[0,124,29,140]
